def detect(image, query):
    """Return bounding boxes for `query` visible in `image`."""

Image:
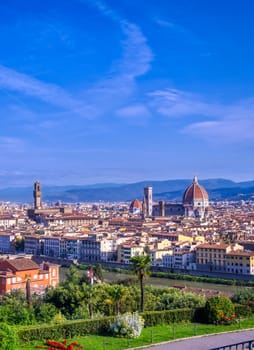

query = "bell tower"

[33,181,42,209]
[143,186,153,217]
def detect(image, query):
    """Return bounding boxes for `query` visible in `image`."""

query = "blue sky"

[1,0,254,187]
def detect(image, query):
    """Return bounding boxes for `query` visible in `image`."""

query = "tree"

[130,254,151,312]
[94,263,104,282]
[62,265,81,287]
[204,296,235,324]
[108,285,127,314]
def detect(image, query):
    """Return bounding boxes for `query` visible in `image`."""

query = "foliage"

[110,312,144,338]
[142,308,195,326]
[0,322,18,350]
[34,303,58,324]
[130,255,151,312]
[93,263,104,282]
[234,303,252,318]
[231,289,254,305]
[17,316,115,344]
[45,285,83,318]
[17,308,195,344]
[156,289,206,311]
[36,338,83,349]
[13,236,24,252]
[62,266,82,287]
[204,296,235,324]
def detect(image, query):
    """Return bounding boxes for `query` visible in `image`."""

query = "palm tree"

[130,254,151,312]
[108,285,127,314]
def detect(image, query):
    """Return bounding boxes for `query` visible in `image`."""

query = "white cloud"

[116,104,151,119]
[80,0,153,116]
[149,87,254,142]
[0,65,78,108]
[153,17,201,45]
[148,88,220,118]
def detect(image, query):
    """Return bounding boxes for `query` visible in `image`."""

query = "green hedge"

[17,316,115,344]
[150,272,254,287]
[17,309,194,344]
[141,308,194,327]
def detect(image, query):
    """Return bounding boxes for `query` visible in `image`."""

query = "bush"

[17,316,115,344]
[231,289,254,304]
[234,304,252,318]
[204,296,235,324]
[110,312,144,338]
[17,308,195,344]
[142,308,195,326]
[0,323,18,350]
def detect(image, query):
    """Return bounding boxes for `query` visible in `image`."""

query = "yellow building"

[196,243,243,272]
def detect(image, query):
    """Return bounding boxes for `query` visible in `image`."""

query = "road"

[141,329,254,350]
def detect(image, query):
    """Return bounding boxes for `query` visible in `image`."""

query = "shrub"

[110,312,144,338]
[234,304,252,318]
[17,316,115,344]
[0,323,18,350]
[142,308,195,326]
[204,296,235,324]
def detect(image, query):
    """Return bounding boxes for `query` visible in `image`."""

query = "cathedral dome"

[129,199,142,213]
[182,176,208,205]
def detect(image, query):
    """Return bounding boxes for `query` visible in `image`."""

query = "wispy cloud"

[79,0,153,117]
[0,65,80,110]
[0,64,103,120]
[148,88,220,118]
[0,1,153,128]
[149,88,254,142]
[154,17,201,45]
[116,104,151,118]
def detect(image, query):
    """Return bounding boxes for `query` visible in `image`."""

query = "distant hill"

[1,178,254,203]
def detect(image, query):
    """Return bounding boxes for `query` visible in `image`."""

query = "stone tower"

[33,181,42,209]
[143,186,153,217]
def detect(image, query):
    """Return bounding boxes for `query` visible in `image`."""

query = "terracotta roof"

[4,258,39,271]
[183,177,208,204]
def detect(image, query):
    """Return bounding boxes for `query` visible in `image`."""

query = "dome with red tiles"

[129,199,142,214]
[183,176,209,205]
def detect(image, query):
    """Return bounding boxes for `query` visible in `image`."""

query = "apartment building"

[196,243,244,272]
[0,258,59,295]
[0,232,15,253]
[0,215,16,228]
[24,235,43,255]
[43,237,61,257]
[225,251,254,275]
[118,243,144,263]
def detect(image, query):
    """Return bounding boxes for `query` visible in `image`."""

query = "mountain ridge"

[1,178,254,203]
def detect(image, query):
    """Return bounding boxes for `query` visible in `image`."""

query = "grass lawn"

[18,316,254,350]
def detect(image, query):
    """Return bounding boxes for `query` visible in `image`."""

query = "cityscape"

[1,0,254,349]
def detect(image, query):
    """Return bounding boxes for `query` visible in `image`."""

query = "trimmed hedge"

[17,308,194,344]
[17,316,115,344]
[142,308,194,327]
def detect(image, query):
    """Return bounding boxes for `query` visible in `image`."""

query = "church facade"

[139,177,209,219]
